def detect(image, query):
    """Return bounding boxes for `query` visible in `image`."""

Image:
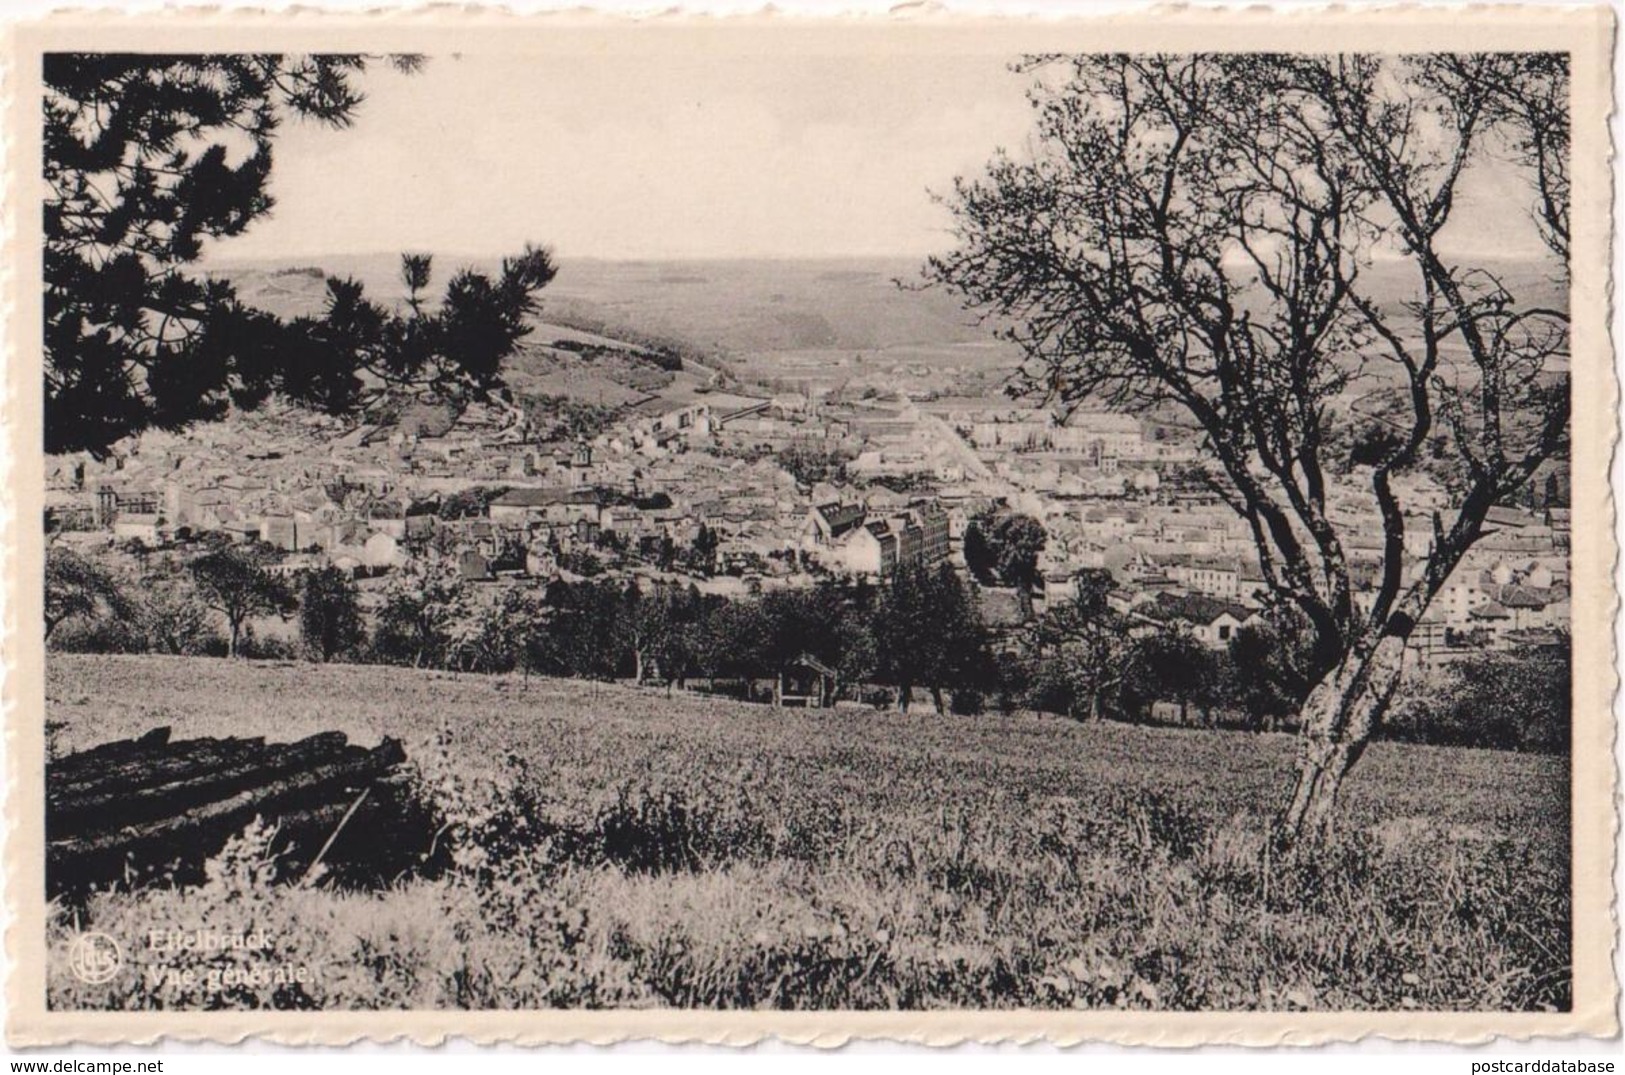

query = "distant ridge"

[204,251,1566,362]
[204,255,994,355]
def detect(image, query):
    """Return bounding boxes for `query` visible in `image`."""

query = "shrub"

[582,781,776,873]
[1384,645,1570,753]
[236,632,302,661]
[49,614,148,654]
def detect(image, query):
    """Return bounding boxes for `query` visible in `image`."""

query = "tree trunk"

[897,683,912,713]
[227,620,241,659]
[930,686,946,715]
[1282,633,1408,845]
[1016,582,1034,621]
[633,647,645,685]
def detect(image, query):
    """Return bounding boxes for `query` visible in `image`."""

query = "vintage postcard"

[4,6,1617,1047]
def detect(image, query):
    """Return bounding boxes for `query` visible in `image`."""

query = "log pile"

[47,726,432,900]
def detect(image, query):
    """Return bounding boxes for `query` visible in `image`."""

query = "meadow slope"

[45,654,1571,1012]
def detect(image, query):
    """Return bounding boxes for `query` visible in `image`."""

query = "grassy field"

[46,654,1570,1012]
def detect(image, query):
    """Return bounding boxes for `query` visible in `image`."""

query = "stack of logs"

[47,726,431,901]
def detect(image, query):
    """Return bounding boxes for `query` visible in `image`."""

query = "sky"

[210,47,1554,264]
[215,50,1037,262]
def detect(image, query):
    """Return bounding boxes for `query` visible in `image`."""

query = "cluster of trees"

[998,570,1315,730]
[47,545,997,713]
[520,393,622,444]
[773,442,855,488]
[429,486,514,521]
[375,513,742,587]
[963,510,1047,617]
[366,561,994,713]
[50,543,350,659]
[1384,647,1570,754]
[47,544,297,659]
[685,525,721,577]
[51,544,1567,752]
[44,547,134,640]
[624,523,789,581]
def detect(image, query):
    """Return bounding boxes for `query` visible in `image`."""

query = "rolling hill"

[203,252,1568,406]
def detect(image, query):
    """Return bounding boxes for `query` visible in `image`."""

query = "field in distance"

[204,253,1565,406]
[47,654,1569,1012]
[205,255,1027,402]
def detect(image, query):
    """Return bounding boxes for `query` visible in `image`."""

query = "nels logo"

[66,931,122,984]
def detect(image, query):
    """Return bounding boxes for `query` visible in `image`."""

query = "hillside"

[206,255,997,354]
[47,654,1570,1011]
[205,252,1567,407]
[46,654,1567,835]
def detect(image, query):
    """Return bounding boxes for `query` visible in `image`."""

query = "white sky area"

[213,49,1554,263]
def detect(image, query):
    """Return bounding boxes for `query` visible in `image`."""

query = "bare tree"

[926,53,1569,843]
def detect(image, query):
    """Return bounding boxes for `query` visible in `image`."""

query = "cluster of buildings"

[798,499,952,576]
[43,389,969,599]
[965,409,1148,460]
[1031,536,1568,661]
[922,398,1570,663]
[45,362,1570,668]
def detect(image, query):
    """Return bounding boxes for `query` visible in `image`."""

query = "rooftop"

[1140,591,1254,627]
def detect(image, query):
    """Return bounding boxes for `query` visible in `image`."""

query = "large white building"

[799,500,952,577]
[969,411,1144,459]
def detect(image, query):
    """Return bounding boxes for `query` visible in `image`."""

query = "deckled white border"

[1,4,1617,1048]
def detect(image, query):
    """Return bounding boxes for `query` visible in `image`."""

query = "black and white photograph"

[11,12,1615,1042]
